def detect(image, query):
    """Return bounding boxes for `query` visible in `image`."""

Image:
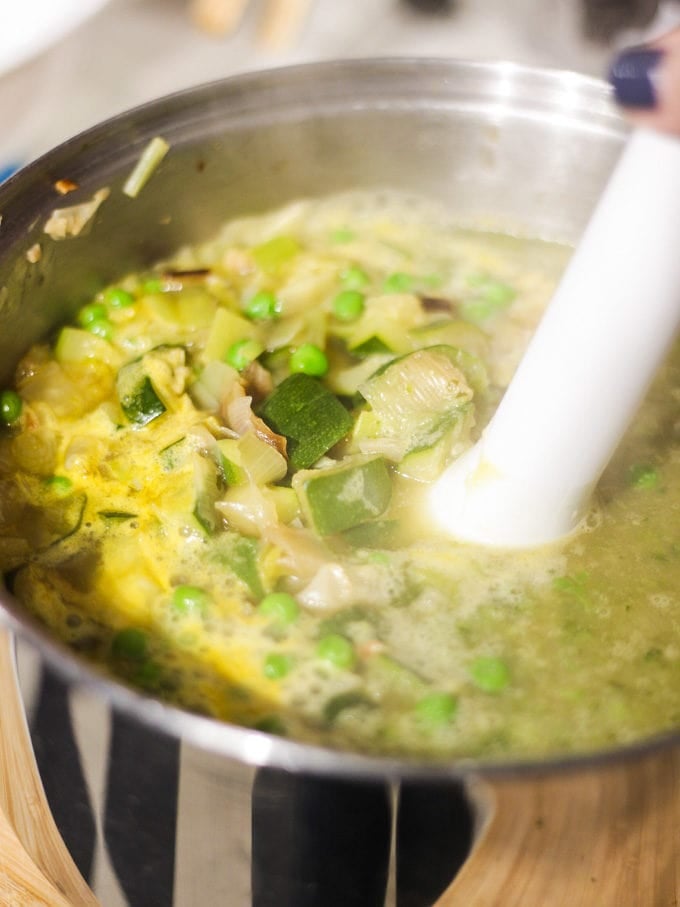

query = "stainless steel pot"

[0,59,675,907]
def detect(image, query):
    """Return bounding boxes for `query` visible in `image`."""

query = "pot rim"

[1,57,675,780]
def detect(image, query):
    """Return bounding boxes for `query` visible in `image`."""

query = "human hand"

[609,27,680,136]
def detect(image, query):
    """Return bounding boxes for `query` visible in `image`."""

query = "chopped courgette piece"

[258,374,352,470]
[363,653,429,704]
[116,359,166,426]
[358,345,474,455]
[192,452,223,534]
[293,456,392,536]
[210,533,264,599]
[323,690,374,724]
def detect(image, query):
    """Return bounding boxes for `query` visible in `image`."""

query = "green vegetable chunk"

[263,653,294,679]
[112,628,148,661]
[415,692,458,725]
[629,464,659,489]
[258,374,352,470]
[0,390,22,424]
[289,343,329,377]
[172,585,210,615]
[258,592,300,624]
[226,338,264,371]
[340,265,369,290]
[245,290,279,321]
[469,656,510,693]
[102,287,135,308]
[77,303,107,327]
[332,290,365,322]
[116,359,167,426]
[316,634,356,669]
[294,457,392,536]
[252,236,300,271]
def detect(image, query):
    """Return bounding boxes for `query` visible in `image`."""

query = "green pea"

[629,464,659,489]
[257,592,300,624]
[340,264,369,290]
[331,227,356,244]
[77,303,108,327]
[142,278,164,294]
[85,318,114,341]
[226,338,264,370]
[469,656,509,693]
[263,653,294,680]
[289,343,328,377]
[111,628,148,661]
[332,289,365,322]
[245,290,279,321]
[102,286,135,308]
[316,634,355,669]
[481,280,515,307]
[0,390,22,424]
[44,475,73,497]
[415,692,458,726]
[172,585,210,615]
[383,272,414,293]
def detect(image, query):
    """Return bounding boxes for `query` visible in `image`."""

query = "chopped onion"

[123,137,169,199]
[43,188,110,240]
[25,243,41,263]
[237,431,287,485]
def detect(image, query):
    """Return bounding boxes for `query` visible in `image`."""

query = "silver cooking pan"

[0,59,675,907]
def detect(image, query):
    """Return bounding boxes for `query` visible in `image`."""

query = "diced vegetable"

[172,585,210,616]
[461,274,516,323]
[469,656,509,693]
[358,346,474,456]
[226,339,264,371]
[252,236,300,271]
[258,374,352,470]
[123,136,169,198]
[111,628,148,660]
[363,654,428,703]
[316,634,356,669]
[102,287,135,309]
[0,390,22,424]
[245,290,279,321]
[415,692,458,725]
[332,290,365,322]
[55,327,118,367]
[258,591,300,624]
[192,451,223,534]
[203,308,257,362]
[263,653,294,679]
[237,431,288,485]
[116,359,167,426]
[629,464,659,489]
[289,343,328,376]
[294,456,392,536]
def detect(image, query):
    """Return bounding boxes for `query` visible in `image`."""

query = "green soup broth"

[1,191,678,760]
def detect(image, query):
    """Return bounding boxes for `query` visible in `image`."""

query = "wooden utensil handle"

[437,745,680,906]
[0,629,100,906]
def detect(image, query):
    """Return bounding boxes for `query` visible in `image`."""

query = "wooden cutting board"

[0,627,677,907]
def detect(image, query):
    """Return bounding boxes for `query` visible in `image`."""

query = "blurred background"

[2,0,680,182]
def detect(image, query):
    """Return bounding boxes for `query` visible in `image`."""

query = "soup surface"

[1,192,678,761]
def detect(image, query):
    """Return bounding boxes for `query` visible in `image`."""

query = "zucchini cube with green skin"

[116,358,167,426]
[293,456,392,536]
[258,373,352,470]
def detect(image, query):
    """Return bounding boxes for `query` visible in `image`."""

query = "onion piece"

[43,188,110,240]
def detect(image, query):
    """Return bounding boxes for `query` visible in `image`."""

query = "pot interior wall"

[0,60,625,385]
